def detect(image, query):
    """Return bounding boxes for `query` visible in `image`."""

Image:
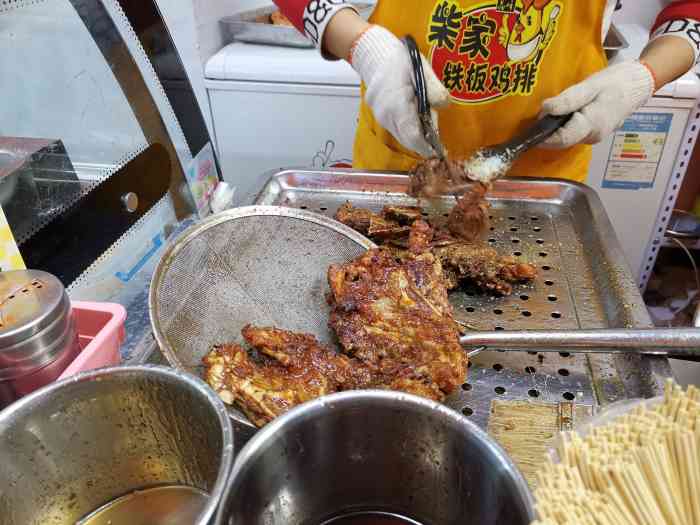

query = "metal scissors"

[403,35,447,160]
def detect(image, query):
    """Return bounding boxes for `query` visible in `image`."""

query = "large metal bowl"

[216,390,535,525]
[0,365,234,525]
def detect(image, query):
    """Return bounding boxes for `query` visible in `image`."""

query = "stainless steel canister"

[216,391,535,525]
[0,365,234,525]
[0,269,80,409]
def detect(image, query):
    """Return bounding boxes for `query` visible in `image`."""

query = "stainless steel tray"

[255,168,673,429]
[603,24,630,60]
[221,4,374,49]
[603,24,629,52]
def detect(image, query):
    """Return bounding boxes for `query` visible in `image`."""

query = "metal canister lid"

[0,270,69,348]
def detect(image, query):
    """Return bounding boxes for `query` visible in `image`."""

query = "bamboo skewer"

[531,380,700,525]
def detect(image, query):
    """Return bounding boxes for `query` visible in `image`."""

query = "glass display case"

[0,0,219,291]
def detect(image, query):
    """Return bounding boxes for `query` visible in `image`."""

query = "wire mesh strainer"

[149,206,376,423]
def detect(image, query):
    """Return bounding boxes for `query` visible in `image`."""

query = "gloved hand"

[351,25,451,158]
[540,61,655,149]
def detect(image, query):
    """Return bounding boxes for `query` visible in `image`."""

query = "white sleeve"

[301,1,359,59]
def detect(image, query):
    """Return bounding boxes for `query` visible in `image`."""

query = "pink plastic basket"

[58,301,127,379]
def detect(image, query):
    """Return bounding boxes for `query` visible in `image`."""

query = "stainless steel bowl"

[216,391,534,525]
[0,365,234,525]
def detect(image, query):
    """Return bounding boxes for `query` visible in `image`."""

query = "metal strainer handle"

[461,328,700,359]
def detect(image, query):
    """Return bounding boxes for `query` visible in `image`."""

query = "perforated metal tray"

[255,169,673,429]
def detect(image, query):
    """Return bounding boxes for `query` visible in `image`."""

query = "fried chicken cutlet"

[204,322,448,427]
[435,244,537,295]
[409,158,491,241]
[203,325,374,427]
[334,203,537,295]
[327,248,467,396]
[446,183,490,242]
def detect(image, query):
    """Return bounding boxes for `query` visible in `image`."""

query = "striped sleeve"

[273,0,357,47]
[651,0,700,32]
[650,0,700,63]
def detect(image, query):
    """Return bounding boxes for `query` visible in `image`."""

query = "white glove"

[351,25,451,158]
[540,61,655,149]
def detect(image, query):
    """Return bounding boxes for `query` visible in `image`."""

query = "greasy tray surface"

[255,169,672,429]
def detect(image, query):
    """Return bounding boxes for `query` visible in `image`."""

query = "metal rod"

[459,328,700,358]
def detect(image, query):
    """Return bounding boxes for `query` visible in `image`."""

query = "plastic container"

[58,301,126,379]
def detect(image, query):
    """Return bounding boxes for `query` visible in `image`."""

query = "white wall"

[156,0,215,139]
[613,1,670,30]
[156,0,270,144]
[192,0,268,67]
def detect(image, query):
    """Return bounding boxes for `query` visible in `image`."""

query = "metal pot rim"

[222,390,535,521]
[0,364,235,525]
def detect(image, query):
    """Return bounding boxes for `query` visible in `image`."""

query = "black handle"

[671,355,700,362]
[500,113,573,157]
[403,35,430,119]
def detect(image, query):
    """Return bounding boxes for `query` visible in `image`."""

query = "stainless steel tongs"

[403,35,447,161]
[404,34,575,192]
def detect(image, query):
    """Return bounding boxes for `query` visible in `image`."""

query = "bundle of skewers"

[532,380,700,525]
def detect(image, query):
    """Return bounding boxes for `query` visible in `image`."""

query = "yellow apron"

[354,0,608,182]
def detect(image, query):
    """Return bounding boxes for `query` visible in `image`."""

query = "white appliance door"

[209,80,361,203]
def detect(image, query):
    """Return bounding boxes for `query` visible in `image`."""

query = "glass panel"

[0,0,195,283]
[2,2,148,170]
[0,0,148,243]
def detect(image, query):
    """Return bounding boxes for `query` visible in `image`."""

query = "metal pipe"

[459,328,700,358]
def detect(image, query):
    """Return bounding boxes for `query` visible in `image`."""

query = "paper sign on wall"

[602,112,673,190]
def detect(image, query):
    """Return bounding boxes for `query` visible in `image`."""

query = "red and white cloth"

[271,0,700,153]
[272,0,357,49]
[274,0,700,59]
[650,0,700,64]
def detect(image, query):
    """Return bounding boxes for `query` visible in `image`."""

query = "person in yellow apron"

[275,0,699,183]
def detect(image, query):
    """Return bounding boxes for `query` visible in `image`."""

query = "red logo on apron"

[427,0,562,105]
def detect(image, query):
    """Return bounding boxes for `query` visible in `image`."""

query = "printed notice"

[602,112,672,190]
[185,142,219,218]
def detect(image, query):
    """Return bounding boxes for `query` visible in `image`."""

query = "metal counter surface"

[254,169,674,428]
[96,171,672,438]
